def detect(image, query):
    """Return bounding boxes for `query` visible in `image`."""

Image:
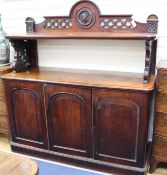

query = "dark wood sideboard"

[150,60,167,173]
[2,1,158,175]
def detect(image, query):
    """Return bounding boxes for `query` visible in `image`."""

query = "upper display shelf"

[6,32,157,40]
[6,0,158,83]
[6,0,158,40]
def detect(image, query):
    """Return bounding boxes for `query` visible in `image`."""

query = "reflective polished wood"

[1,1,158,174]
[2,67,155,91]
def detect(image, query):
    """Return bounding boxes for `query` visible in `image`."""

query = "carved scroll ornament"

[11,40,31,72]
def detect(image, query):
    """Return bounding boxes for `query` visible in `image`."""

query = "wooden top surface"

[6,32,157,40]
[0,151,38,175]
[0,66,12,74]
[2,67,155,91]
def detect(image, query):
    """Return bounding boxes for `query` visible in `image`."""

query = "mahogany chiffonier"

[1,1,158,175]
[0,66,11,138]
[150,60,167,173]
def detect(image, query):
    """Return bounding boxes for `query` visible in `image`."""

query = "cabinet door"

[44,84,92,158]
[4,81,48,149]
[93,89,150,167]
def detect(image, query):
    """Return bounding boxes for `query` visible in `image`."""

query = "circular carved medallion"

[77,8,95,28]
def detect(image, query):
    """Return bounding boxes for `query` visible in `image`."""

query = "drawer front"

[154,112,167,136]
[156,91,167,112]
[152,135,167,158]
[157,74,167,91]
[0,115,8,130]
[0,100,7,115]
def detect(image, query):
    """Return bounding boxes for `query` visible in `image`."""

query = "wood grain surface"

[0,151,38,175]
[2,67,155,91]
[150,60,167,173]
[0,66,11,138]
[6,32,157,40]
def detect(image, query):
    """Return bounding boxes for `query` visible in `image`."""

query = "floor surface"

[0,134,167,175]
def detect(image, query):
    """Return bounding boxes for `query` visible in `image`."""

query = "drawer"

[157,74,167,91]
[154,112,167,136]
[152,135,167,158]
[0,100,7,115]
[156,91,167,112]
[0,115,8,130]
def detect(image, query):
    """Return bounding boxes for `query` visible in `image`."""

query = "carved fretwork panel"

[26,1,158,34]
[44,18,72,29]
[100,16,135,30]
